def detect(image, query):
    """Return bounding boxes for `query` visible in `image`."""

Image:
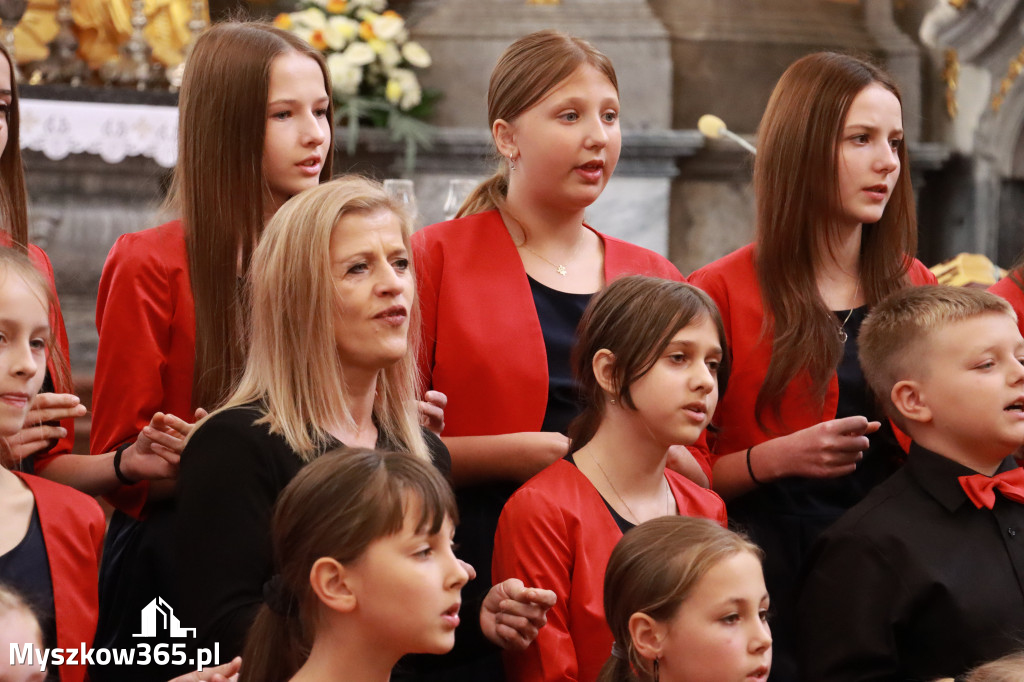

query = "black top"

[797,444,1024,681]
[728,306,901,682]
[527,276,593,435]
[565,454,635,534]
[174,404,450,658]
[0,506,57,659]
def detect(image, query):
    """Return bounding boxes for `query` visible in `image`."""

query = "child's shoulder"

[11,471,105,535]
[825,468,917,539]
[665,469,727,525]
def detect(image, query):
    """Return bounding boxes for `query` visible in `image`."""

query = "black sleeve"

[174,409,290,658]
[796,529,906,682]
[423,427,452,480]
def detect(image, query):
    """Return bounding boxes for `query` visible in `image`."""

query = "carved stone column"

[921,0,1024,264]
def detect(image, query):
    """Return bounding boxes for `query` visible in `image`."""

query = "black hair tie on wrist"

[113,442,137,486]
[746,446,764,486]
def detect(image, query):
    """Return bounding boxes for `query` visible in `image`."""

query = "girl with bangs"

[240,448,469,682]
[492,276,728,682]
[176,176,553,677]
[689,51,937,680]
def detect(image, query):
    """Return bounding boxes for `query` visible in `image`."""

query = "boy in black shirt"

[798,285,1024,681]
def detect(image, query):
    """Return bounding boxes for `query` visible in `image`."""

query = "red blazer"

[13,471,104,682]
[989,275,1024,337]
[91,221,195,517]
[413,210,685,435]
[689,243,937,458]
[492,459,727,682]
[19,242,75,466]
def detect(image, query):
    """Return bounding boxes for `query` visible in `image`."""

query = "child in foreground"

[598,516,771,682]
[240,448,471,682]
[797,285,1024,681]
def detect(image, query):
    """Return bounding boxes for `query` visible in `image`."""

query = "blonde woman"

[175,176,554,674]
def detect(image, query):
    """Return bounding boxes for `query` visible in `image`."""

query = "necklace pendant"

[838,328,848,344]
[556,264,567,276]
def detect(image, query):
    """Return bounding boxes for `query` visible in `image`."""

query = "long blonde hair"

[0,250,68,468]
[169,21,335,410]
[458,29,617,218]
[223,176,427,461]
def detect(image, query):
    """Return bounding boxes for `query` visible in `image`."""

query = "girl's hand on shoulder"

[771,416,881,480]
[120,411,202,483]
[6,392,86,462]
[480,578,558,651]
[666,444,710,487]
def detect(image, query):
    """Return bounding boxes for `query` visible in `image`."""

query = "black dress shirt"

[797,443,1024,681]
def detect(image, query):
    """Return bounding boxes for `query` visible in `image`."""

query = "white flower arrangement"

[274,0,433,114]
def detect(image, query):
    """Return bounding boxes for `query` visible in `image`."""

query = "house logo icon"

[132,597,197,638]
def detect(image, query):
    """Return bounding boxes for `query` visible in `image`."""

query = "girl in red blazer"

[89,22,336,682]
[688,52,937,681]
[0,35,187,499]
[413,32,694,678]
[0,249,105,682]
[493,276,728,682]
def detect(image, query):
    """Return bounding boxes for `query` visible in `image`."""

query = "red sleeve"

[26,245,75,466]
[990,274,1024,337]
[90,233,176,515]
[21,472,104,682]
[493,486,579,682]
[412,229,441,393]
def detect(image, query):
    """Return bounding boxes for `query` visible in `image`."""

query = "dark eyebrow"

[267,96,331,107]
[843,123,904,136]
[663,339,724,357]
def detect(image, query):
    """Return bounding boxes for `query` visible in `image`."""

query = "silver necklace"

[835,280,860,344]
[591,454,674,524]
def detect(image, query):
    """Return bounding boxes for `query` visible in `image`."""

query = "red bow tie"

[958,467,1024,509]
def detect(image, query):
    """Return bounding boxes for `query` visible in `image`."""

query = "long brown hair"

[239,448,457,682]
[168,21,334,410]
[0,41,28,253]
[223,175,427,461]
[568,275,728,453]
[457,29,617,218]
[597,516,763,682]
[754,52,917,430]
